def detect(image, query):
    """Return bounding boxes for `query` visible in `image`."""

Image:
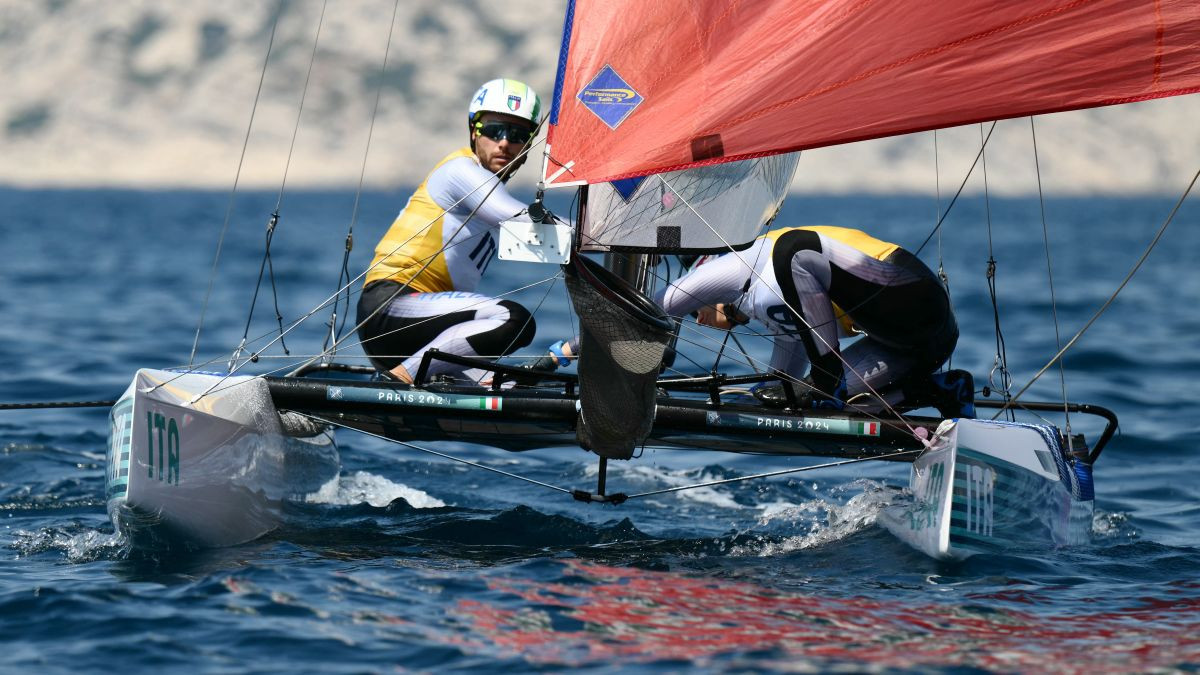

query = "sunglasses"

[476,121,534,145]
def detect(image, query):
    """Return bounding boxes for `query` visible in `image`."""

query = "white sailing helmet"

[467,78,542,127]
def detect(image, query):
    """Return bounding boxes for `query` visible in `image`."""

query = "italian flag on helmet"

[468,78,542,125]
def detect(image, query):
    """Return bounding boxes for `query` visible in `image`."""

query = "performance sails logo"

[577,65,643,129]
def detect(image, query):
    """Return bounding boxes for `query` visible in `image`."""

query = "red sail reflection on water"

[440,560,1200,670]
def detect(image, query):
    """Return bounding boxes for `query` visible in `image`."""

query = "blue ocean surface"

[2,187,1199,672]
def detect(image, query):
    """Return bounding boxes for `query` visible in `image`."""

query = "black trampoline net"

[565,258,674,460]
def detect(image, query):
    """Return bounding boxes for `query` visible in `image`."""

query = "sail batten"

[544,0,1200,188]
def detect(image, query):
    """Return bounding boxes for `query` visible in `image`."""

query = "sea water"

[2,187,1198,672]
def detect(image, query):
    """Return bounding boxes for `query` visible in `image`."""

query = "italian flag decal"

[481,397,501,411]
[857,421,880,436]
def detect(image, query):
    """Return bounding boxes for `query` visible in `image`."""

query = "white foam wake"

[733,479,896,556]
[307,471,446,509]
[615,463,744,509]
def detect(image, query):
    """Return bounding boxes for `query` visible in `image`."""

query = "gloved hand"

[511,340,572,385]
[547,340,571,367]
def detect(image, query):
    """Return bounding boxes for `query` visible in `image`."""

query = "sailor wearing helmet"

[357,79,543,384]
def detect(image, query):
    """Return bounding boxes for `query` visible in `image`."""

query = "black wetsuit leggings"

[356,280,535,378]
[771,229,958,393]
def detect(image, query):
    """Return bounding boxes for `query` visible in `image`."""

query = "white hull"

[105,369,339,549]
[879,418,1094,560]
[104,371,1093,560]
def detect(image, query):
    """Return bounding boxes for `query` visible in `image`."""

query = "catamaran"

[102,0,1196,559]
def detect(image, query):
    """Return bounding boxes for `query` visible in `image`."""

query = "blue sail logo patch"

[578,65,643,129]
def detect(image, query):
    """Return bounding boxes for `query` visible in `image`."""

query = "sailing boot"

[810,377,847,410]
[808,353,847,410]
[900,370,976,418]
[930,369,976,418]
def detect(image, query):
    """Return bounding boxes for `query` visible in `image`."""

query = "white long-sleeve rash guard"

[654,239,812,376]
[423,154,533,291]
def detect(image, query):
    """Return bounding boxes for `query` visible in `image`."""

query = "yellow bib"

[764,226,900,261]
[365,147,477,293]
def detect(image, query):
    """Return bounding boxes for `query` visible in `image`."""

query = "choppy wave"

[3,191,1199,671]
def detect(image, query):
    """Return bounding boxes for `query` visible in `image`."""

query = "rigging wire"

[1029,116,1073,444]
[229,3,331,368]
[564,224,922,432]
[273,0,327,213]
[178,133,551,396]
[231,212,291,369]
[606,271,912,429]
[303,127,551,373]
[710,327,736,374]
[934,130,944,269]
[998,165,1200,416]
[188,0,286,368]
[323,0,403,360]
[912,122,997,258]
[978,122,1013,419]
[159,168,539,402]
[932,130,956,369]
[480,271,564,385]
[620,449,922,501]
[183,274,566,401]
[728,331,761,374]
[312,412,922,504]
[313,416,574,495]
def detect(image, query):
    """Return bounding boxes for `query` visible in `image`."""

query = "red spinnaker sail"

[543,0,1200,188]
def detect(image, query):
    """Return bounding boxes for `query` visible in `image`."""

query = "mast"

[602,252,650,291]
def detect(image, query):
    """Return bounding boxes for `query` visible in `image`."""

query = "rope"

[0,400,117,411]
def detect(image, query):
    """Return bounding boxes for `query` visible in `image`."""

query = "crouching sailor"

[357,79,541,385]
[527,226,973,415]
[669,226,968,412]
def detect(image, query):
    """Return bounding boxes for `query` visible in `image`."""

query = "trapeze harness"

[657,226,957,398]
[357,147,535,378]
